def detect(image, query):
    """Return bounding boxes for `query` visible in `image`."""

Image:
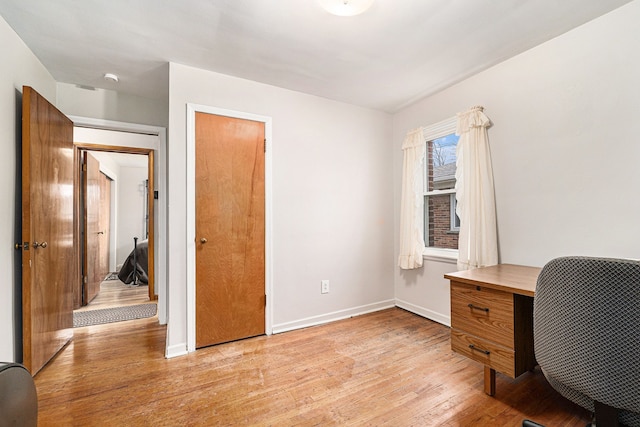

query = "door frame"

[186,104,273,353]
[75,144,155,302]
[69,116,167,326]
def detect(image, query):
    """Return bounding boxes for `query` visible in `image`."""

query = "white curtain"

[455,106,498,270]
[398,128,426,270]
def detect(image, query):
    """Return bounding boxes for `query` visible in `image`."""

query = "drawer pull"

[469,344,490,355]
[468,303,490,313]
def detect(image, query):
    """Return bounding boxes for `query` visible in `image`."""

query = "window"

[450,194,460,231]
[422,118,459,253]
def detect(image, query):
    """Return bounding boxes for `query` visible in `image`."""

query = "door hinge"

[84,276,88,284]
[264,294,267,307]
[264,138,267,153]
[82,163,87,172]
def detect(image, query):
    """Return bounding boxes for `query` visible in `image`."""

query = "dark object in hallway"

[118,238,149,285]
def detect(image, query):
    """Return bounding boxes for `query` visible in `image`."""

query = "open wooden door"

[98,172,111,285]
[21,86,74,375]
[83,152,103,304]
[195,113,265,348]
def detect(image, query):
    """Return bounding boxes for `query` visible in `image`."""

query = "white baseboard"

[165,343,188,359]
[272,299,396,334]
[395,299,451,327]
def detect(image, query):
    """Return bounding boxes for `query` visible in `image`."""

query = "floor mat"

[73,304,157,328]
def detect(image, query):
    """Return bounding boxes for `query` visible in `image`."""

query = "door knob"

[32,241,48,249]
[200,238,208,244]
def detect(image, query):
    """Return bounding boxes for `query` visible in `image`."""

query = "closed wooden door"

[195,113,265,348]
[83,152,102,304]
[21,86,74,375]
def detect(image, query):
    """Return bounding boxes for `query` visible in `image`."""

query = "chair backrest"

[0,362,37,427]
[534,256,640,424]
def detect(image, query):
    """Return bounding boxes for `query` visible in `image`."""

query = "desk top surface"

[444,264,541,297]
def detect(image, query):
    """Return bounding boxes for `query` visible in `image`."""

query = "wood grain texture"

[484,366,496,396]
[451,329,516,377]
[99,171,111,289]
[73,148,83,309]
[22,86,74,375]
[195,113,265,348]
[84,152,102,304]
[33,308,591,426]
[74,279,150,312]
[451,282,514,348]
[445,264,541,297]
[448,266,537,395]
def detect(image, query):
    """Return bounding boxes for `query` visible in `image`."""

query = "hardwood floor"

[35,308,591,426]
[74,278,150,313]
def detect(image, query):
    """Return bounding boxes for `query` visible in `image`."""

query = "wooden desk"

[445,264,541,396]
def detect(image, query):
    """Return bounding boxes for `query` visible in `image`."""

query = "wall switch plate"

[321,280,330,294]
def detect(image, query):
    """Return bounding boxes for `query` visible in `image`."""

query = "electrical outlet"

[321,280,330,294]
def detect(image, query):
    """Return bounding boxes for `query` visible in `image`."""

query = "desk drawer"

[451,329,516,378]
[451,281,514,349]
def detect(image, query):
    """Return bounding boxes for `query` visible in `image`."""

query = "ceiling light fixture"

[104,73,119,83]
[318,0,375,17]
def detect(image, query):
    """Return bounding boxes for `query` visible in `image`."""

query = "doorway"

[70,119,167,327]
[19,87,167,373]
[75,148,153,315]
[74,144,155,311]
[19,89,168,372]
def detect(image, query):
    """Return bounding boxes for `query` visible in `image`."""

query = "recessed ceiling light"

[104,73,119,83]
[318,0,375,16]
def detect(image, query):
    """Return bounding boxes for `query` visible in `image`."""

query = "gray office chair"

[534,256,640,427]
[0,362,37,427]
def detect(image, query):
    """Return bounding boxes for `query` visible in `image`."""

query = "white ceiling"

[0,0,632,112]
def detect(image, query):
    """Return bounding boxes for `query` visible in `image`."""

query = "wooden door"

[21,86,74,375]
[195,113,265,348]
[146,151,155,301]
[98,172,111,281]
[83,152,102,304]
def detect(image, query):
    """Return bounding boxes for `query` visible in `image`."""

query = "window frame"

[422,117,458,261]
[450,194,460,232]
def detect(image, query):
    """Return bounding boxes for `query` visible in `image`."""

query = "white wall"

[167,64,394,355]
[57,82,168,128]
[393,1,640,326]
[0,15,58,362]
[88,151,150,271]
[116,166,149,266]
